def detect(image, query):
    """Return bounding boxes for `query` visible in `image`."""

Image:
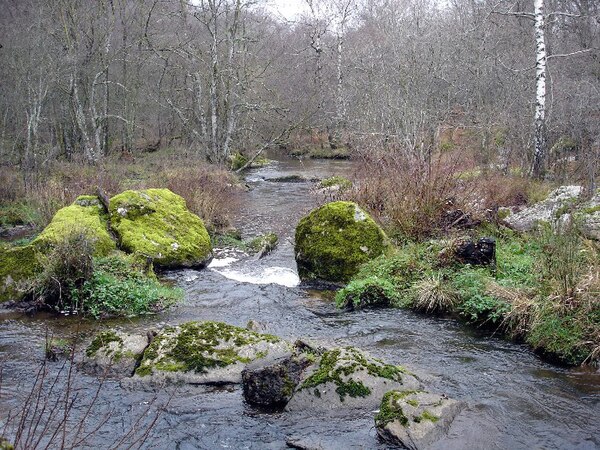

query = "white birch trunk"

[532,0,547,178]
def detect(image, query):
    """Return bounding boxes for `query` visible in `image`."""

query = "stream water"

[0,156,599,449]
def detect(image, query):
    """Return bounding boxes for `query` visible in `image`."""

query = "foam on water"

[208,257,238,268]
[214,266,300,287]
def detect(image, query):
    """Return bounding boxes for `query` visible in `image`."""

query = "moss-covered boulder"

[294,201,390,282]
[82,330,150,378]
[34,195,116,256]
[133,321,290,384]
[109,189,211,268]
[285,347,420,412]
[375,390,464,449]
[0,243,39,303]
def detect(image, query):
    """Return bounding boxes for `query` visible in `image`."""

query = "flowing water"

[0,156,599,449]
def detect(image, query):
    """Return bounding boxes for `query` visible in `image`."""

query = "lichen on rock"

[109,189,212,268]
[82,330,149,377]
[134,321,290,384]
[286,347,419,411]
[375,390,464,450]
[294,201,391,283]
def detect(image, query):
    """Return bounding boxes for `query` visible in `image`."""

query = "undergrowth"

[27,235,181,318]
[336,225,600,366]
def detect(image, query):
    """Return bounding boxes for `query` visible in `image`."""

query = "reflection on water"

[1,154,599,449]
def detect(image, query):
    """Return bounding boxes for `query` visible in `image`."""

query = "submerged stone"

[133,321,290,384]
[109,189,212,268]
[286,347,420,412]
[375,390,464,449]
[294,201,390,283]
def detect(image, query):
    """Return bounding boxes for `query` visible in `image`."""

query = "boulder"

[82,330,149,378]
[109,189,211,268]
[1,195,115,303]
[503,186,582,232]
[34,195,116,256]
[242,352,312,408]
[294,201,391,283]
[247,232,278,259]
[286,347,420,412]
[133,321,290,384]
[0,243,39,303]
[576,192,600,240]
[375,390,464,450]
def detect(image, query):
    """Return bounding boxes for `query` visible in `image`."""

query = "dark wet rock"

[133,321,290,385]
[242,352,313,408]
[294,201,391,283]
[375,391,464,450]
[450,237,496,266]
[503,185,582,231]
[286,347,420,412]
[265,175,320,183]
[81,330,149,378]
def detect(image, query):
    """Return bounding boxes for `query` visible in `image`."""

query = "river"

[0,155,599,449]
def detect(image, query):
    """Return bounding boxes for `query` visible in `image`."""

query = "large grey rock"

[133,321,290,385]
[81,330,149,378]
[286,347,420,412]
[577,192,600,240]
[242,352,313,408]
[375,391,464,450]
[503,185,582,231]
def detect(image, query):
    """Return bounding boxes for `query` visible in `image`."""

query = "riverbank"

[1,155,599,449]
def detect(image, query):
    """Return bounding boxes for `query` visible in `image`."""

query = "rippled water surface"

[1,156,599,449]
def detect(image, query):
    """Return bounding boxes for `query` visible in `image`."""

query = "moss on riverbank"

[336,227,600,367]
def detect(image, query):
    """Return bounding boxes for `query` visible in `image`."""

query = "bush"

[28,235,181,318]
[335,276,402,309]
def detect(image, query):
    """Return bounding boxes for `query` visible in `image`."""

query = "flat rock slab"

[81,330,149,378]
[375,391,464,450]
[286,347,420,412]
[133,321,290,385]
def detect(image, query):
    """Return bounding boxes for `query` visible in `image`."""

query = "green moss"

[0,243,40,302]
[421,410,440,422]
[86,331,123,357]
[229,152,248,171]
[295,201,391,282]
[34,196,116,257]
[109,189,211,268]
[318,176,352,190]
[582,205,600,215]
[300,347,405,401]
[0,437,14,450]
[291,146,350,160]
[248,232,278,255]
[135,321,280,377]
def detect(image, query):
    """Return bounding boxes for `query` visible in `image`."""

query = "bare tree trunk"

[531,0,547,179]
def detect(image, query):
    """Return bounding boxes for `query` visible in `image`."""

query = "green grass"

[335,226,600,366]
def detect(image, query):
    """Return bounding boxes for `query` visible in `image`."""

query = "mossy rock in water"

[0,243,39,303]
[34,195,116,257]
[375,390,464,449]
[285,347,420,412]
[109,189,211,268]
[82,330,150,378]
[133,321,290,384]
[294,201,391,283]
